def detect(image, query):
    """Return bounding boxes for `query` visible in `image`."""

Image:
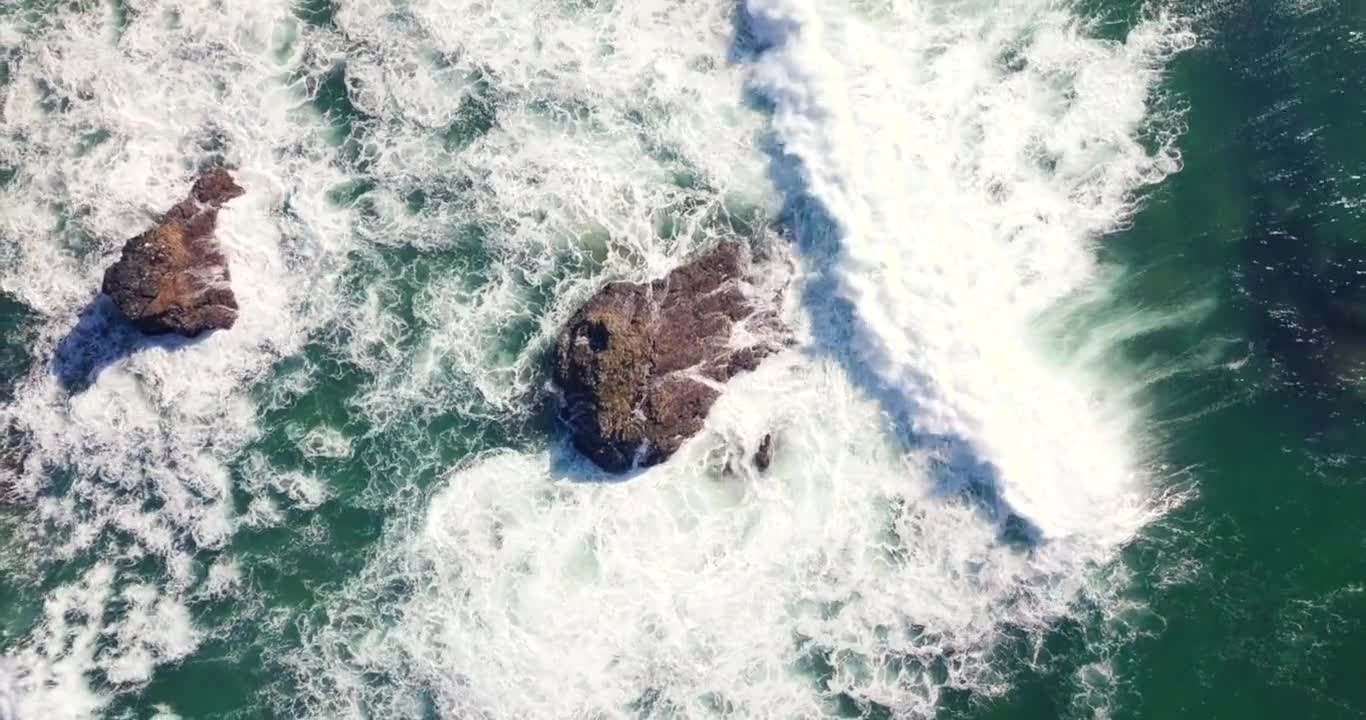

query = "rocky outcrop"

[552,242,786,472]
[101,169,244,336]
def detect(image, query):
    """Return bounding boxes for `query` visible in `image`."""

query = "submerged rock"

[101,169,244,336]
[552,242,786,472]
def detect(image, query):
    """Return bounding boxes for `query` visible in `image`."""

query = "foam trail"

[0,662,13,720]
[743,0,1193,538]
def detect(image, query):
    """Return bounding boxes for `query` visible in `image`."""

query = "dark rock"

[101,169,244,337]
[754,434,773,472]
[552,242,786,472]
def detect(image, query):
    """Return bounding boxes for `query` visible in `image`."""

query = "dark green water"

[1,0,1364,718]
[1094,1,1366,717]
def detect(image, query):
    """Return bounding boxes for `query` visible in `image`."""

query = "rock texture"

[101,169,244,336]
[552,242,786,472]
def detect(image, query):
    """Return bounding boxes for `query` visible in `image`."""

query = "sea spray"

[742,0,1194,539]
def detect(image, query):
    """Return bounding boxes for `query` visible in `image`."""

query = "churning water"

[0,0,1218,717]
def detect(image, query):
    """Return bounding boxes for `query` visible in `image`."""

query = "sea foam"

[287,0,1194,717]
[743,0,1194,539]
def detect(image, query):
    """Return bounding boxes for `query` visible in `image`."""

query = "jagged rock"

[101,169,244,336]
[552,242,786,472]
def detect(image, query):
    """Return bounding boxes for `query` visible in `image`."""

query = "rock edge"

[101,169,244,337]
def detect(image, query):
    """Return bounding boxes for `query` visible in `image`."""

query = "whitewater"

[0,0,1194,718]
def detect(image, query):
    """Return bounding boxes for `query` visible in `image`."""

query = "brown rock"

[552,242,786,472]
[101,169,244,336]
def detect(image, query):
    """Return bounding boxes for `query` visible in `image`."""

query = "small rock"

[552,242,787,472]
[754,434,773,472]
[101,169,244,336]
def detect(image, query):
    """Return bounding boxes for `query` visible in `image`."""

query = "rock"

[101,169,244,336]
[754,434,773,472]
[552,242,786,472]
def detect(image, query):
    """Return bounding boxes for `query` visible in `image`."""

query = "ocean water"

[0,0,1363,718]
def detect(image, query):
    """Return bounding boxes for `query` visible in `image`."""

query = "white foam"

[0,566,123,720]
[283,1,1194,717]
[743,0,1194,539]
[148,706,184,720]
[294,351,1166,717]
[292,424,354,460]
[0,662,15,720]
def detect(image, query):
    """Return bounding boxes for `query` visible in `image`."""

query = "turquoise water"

[1,0,1365,718]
